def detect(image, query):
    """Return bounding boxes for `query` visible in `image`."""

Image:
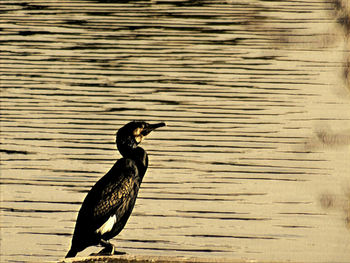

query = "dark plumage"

[66,121,166,258]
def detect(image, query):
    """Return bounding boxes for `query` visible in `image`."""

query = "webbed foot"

[91,239,127,256]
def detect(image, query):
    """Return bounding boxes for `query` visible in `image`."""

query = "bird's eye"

[133,127,142,136]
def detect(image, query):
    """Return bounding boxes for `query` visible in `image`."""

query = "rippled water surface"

[1,0,350,262]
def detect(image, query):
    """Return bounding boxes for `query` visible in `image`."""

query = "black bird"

[66,121,166,258]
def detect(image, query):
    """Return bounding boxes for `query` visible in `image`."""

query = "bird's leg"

[96,239,127,256]
[97,239,115,255]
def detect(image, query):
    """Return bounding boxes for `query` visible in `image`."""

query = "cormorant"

[66,121,166,258]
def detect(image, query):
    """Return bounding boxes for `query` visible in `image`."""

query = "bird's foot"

[95,248,112,256]
[93,247,126,256]
[93,240,127,256]
[98,243,115,255]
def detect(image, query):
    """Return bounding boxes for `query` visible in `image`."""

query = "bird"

[66,121,166,258]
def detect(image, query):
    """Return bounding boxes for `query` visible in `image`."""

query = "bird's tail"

[65,248,77,258]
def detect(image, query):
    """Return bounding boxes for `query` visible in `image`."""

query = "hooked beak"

[141,122,166,136]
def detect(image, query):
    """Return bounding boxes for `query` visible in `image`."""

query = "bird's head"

[116,121,166,155]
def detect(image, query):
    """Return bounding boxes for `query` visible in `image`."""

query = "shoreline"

[59,254,300,263]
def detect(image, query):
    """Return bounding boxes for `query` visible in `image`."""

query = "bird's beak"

[141,122,166,136]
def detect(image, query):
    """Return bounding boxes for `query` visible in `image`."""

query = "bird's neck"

[120,146,148,175]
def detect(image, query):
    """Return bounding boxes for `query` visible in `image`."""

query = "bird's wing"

[94,166,137,219]
[78,158,140,232]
